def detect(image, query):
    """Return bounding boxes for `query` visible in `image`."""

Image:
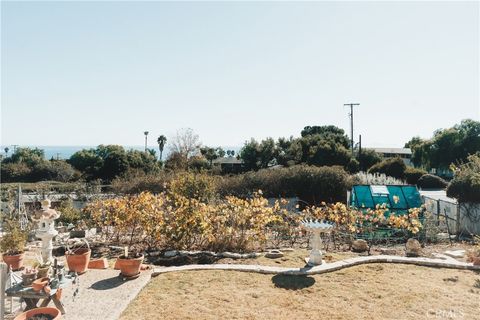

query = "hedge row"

[217,165,353,205]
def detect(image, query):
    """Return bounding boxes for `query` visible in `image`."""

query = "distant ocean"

[0,146,156,160]
[0,145,241,160]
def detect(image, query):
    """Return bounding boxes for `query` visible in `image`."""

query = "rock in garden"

[352,239,369,253]
[265,250,284,259]
[164,250,179,257]
[379,248,397,255]
[436,233,450,241]
[405,238,422,257]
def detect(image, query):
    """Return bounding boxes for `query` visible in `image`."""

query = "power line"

[343,103,360,155]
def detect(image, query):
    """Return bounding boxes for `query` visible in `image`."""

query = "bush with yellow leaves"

[84,190,288,253]
[84,187,424,254]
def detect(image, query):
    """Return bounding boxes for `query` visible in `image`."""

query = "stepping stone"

[444,250,466,259]
[265,250,284,259]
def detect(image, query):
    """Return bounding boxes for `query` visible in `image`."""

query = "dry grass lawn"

[121,264,480,320]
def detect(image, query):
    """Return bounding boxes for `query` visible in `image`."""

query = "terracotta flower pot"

[22,271,38,287]
[37,266,51,279]
[66,248,91,274]
[14,307,61,320]
[2,252,25,271]
[88,258,108,269]
[116,255,144,277]
[32,277,49,292]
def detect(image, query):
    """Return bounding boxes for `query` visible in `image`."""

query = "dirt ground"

[121,264,480,320]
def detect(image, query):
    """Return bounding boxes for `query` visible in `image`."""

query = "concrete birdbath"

[301,219,335,266]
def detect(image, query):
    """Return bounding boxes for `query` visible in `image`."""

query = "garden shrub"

[111,169,170,194]
[0,162,32,182]
[56,199,83,225]
[84,190,424,253]
[417,174,448,189]
[169,172,217,202]
[404,167,427,185]
[447,154,480,203]
[353,172,405,185]
[346,158,360,173]
[84,191,287,252]
[217,165,352,205]
[368,157,406,180]
[0,219,28,254]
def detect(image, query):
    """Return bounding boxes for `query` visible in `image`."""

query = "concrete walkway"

[60,269,152,320]
[152,255,480,277]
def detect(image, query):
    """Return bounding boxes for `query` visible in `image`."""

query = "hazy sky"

[1,1,479,149]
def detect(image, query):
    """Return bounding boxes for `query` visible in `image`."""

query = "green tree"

[301,125,350,148]
[276,137,302,166]
[157,135,167,161]
[368,157,407,180]
[200,147,225,166]
[304,136,351,167]
[239,138,277,171]
[239,139,261,171]
[404,136,424,149]
[68,149,104,180]
[358,148,383,171]
[4,147,45,166]
[407,119,480,171]
[69,145,159,181]
[447,154,480,203]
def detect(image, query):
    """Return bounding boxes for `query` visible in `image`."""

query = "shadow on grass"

[272,274,315,290]
[90,276,126,290]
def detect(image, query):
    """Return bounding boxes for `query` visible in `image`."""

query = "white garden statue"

[33,199,61,264]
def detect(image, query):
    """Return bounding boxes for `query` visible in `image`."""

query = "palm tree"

[157,135,167,160]
[144,131,149,152]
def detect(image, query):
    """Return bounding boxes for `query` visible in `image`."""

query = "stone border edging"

[152,255,480,277]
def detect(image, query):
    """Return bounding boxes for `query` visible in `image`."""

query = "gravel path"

[60,269,151,320]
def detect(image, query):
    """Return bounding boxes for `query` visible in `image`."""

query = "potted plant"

[35,261,52,279]
[65,239,91,274]
[84,193,155,279]
[115,246,144,278]
[14,307,61,320]
[1,219,28,271]
[21,267,38,287]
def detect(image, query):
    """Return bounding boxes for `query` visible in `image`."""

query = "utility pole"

[344,103,360,154]
[358,134,362,170]
[144,131,149,152]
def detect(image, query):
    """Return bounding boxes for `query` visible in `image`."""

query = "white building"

[371,147,413,166]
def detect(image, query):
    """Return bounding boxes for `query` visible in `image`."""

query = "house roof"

[212,157,243,164]
[370,148,412,155]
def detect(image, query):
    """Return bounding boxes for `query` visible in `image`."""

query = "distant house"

[370,147,413,166]
[212,157,244,174]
